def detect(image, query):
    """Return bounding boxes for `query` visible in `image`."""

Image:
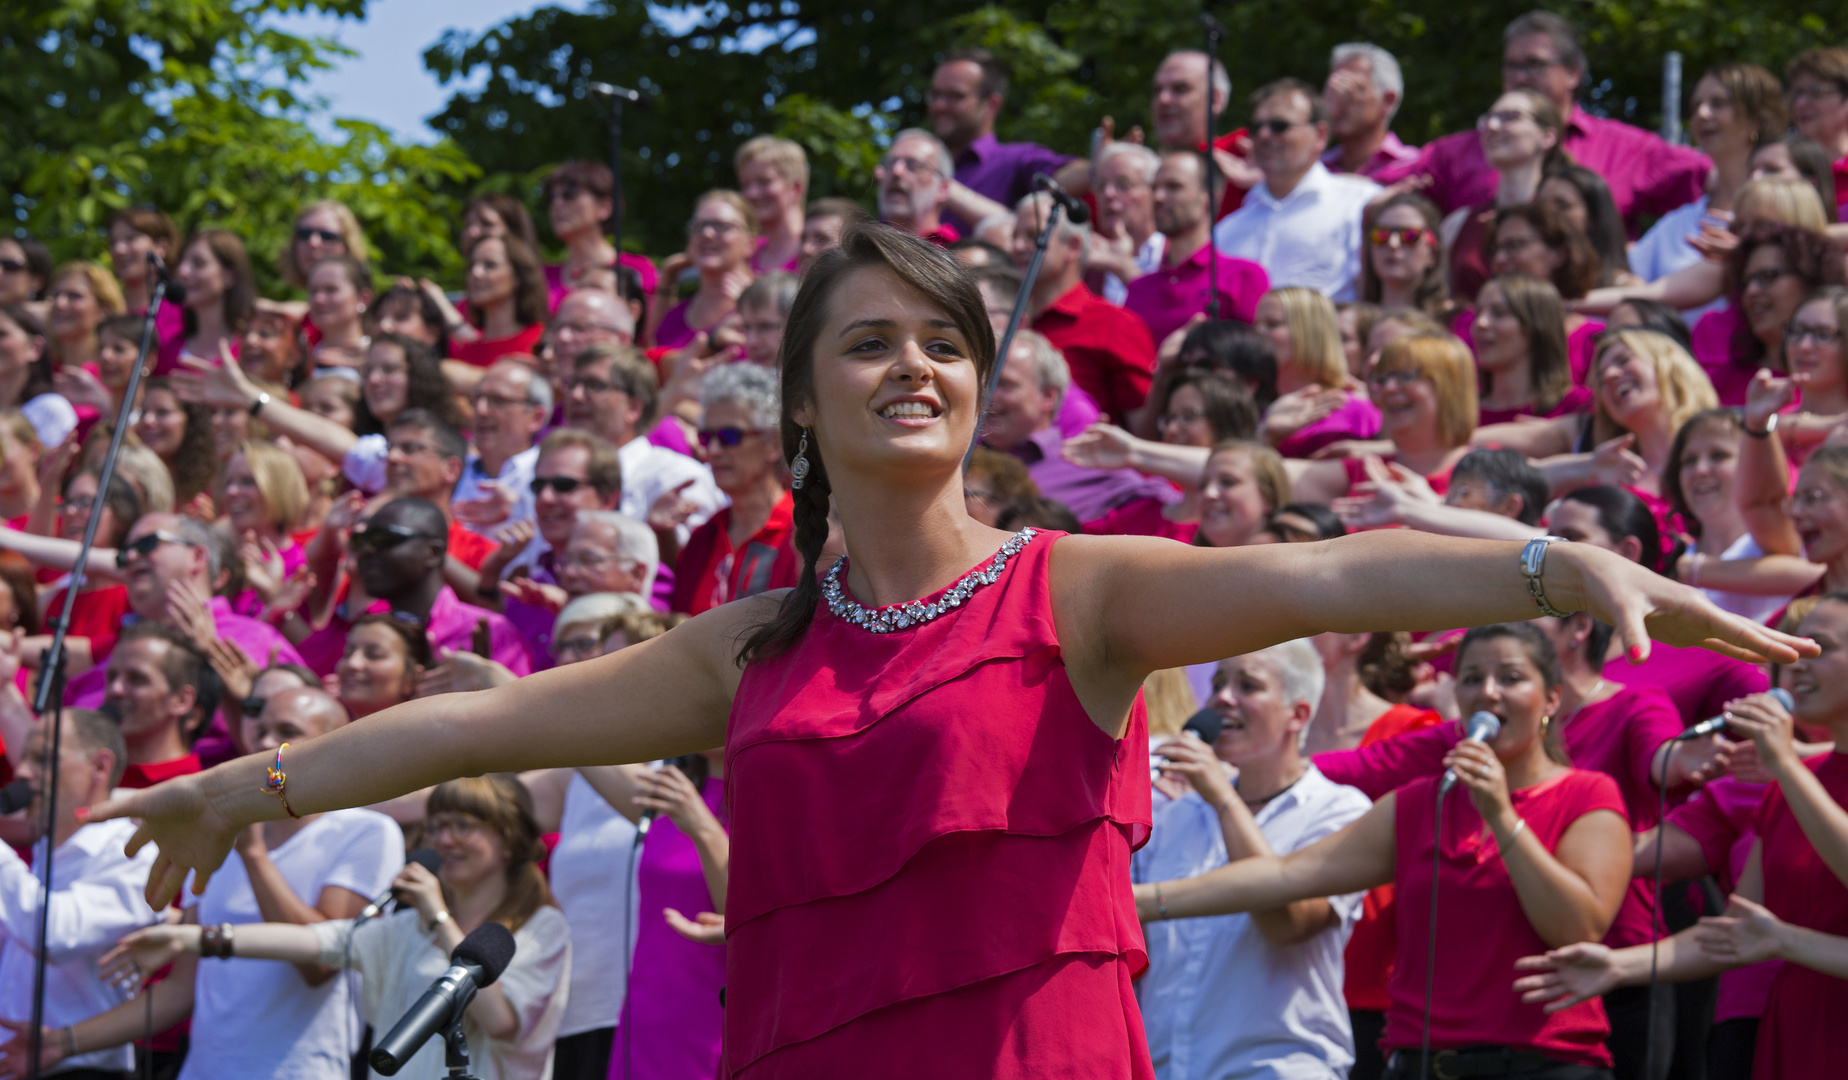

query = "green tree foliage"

[1,0,478,292]
[430,0,1838,261]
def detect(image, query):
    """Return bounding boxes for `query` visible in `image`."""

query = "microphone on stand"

[147,252,186,305]
[370,922,517,1075]
[1439,711,1503,796]
[1675,688,1793,740]
[587,82,652,107]
[1032,172,1091,224]
[357,848,443,923]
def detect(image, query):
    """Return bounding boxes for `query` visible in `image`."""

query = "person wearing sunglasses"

[669,364,800,615]
[1213,78,1381,305]
[542,160,660,317]
[0,238,51,308]
[655,190,761,352]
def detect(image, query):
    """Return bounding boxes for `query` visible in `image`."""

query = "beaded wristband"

[260,742,300,819]
[1154,882,1169,921]
[200,922,236,959]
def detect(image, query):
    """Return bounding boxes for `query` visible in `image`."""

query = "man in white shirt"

[1136,639,1371,1080]
[0,709,159,1078]
[452,358,552,537]
[1213,78,1381,302]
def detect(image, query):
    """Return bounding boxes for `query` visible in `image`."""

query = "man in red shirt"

[98,624,217,788]
[1012,192,1158,423]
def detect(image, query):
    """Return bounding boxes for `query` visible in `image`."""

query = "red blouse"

[722,530,1153,1077]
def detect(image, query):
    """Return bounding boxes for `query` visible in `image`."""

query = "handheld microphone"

[1032,172,1091,225]
[1676,687,1793,740]
[0,780,31,817]
[1439,711,1503,796]
[587,82,652,107]
[370,922,516,1075]
[358,848,442,922]
[147,252,186,305]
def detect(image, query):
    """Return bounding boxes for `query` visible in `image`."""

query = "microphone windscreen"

[451,922,516,987]
[1770,687,1794,711]
[1064,200,1090,225]
[407,847,442,875]
[163,282,187,306]
[1180,707,1224,744]
[0,780,30,816]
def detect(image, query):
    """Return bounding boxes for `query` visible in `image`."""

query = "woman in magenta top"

[449,234,549,368]
[1079,372,1258,541]
[94,228,1805,1079]
[1457,204,1607,385]
[656,191,759,352]
[1516,594,1848,1080]
[1255,288,1381,458]
[735,136,807,275]
[540,162,660,313]
[1692,222,1842,406]
[1141,623,1633,1075]
[1471,276,1594,427]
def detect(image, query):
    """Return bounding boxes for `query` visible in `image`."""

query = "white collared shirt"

[616,436,726,546]
[455,443,541,538]
[1134,764,1371,1080]
[1103,232,1170,306]
[1213,162,1380,302]
[0,816,161,1075]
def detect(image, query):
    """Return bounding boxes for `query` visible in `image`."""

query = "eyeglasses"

[1743,267,1795,291]
[294,227,344,245]
[239,696,266,718]
[563,376,620,396]
[1478,109,1537,130]
[881,154,941,178]
[1789,83,1846,104]
[1492,235,1543,257]
[1503,57,1564,76]
[1786,486,1844,513]
[61,494,95,514]
[1251,118,1305,137]
[426,815,484,840]
[0,259,27,274]
[688,219,743,237]
[115,531,200,569]
[558,551,632,571]
[1157,409,1207,430]
[530,475,586,496]
[698,426,766,449]
[1368,368,1425,390]
[554,633,603,658]
[349,523,441,553]
[552,182,586,202]
[1786,321,1843,346]
[471,390,537,410]
[1368,227,1433,249]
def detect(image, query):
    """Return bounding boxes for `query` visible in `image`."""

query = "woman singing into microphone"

[1138,624,1634,1079]
[90,227,1803,1079]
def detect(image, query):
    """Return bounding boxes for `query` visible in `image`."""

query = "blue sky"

[269,0,596,143]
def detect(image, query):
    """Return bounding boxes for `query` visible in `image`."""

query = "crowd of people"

[0,8,1842,1080]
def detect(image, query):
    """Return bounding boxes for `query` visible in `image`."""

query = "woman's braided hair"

[736,224,996,665]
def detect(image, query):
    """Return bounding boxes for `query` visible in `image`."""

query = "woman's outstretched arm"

[89,597,766,908]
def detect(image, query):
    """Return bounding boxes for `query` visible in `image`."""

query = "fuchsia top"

[1619,640,1767,729]
[1275,391,1382,459]
[1386,770,1625,1067]
[1665,774,1783,1023]
[722,529,1153,1078]
[1752,752,1848,1080]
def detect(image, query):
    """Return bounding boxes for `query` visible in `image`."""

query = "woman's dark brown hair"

[425,774,556,932]
[1360,192,1450,316]
[1454,622,1570,766]
[1665,408,1744,540]
[1158,371,1259,443]
[1484,274,1572,414]
[353,334,462,437]
[350,611,436,671]
[738,225,996,664]
[1486,202,1603,300]
[0,562,41,636]
[1724,222,1846,368]
[0,304,57,404]
[466,234,550,332]
[178,230,256,337]
[462,193,540,251]
[141,379,217,510]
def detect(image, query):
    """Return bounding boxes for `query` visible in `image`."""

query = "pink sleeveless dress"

[723,528,1154,1078]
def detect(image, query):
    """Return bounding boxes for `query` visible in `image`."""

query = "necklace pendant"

[824,529,1037,633]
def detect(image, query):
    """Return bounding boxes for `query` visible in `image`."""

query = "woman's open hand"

[1693,894,1786,967]
[1512,943,1622,1011]
[86,774,242,908]
[99,924,198,993]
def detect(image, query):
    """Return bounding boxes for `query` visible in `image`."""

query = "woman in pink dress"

[91,227,1807,1079]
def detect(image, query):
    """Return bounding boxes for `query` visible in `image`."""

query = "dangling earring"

[1540,715,1552,735]
[790,428,812,490]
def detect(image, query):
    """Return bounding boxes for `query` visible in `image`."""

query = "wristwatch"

[1520,535,1573,618]
[1743,411,1778,439]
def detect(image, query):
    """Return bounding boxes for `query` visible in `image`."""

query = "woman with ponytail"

[95,225,1810,1078]
[106,774,571,1080]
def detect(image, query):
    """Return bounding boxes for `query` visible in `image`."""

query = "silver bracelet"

[1520,536,1573,618]
[1504,817,1528,850]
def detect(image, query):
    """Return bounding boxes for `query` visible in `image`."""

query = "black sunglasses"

[530,475,586,496]
[350,523,441,552]
[1251,118,1304,136]
[0,259,25,274]
[294,226,344,245]
[115,531,199,570]
[239,696,266,718]
[698,426,763,448]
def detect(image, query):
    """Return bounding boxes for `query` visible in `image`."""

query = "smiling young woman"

[91,226,1809,1079]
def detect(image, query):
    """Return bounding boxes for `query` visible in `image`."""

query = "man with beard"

[1125,150,1270,345]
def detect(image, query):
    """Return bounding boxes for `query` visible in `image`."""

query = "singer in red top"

[90,227,1805,1077]
[1514,593,1848,1080]
[1137,624,1633,1075]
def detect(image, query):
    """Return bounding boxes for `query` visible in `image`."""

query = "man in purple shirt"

[1126,150,1269,346]
[1374,10,1709,230]
[982,329,1172,524]
[1321,43,1420,180]
[929,47,1082,236]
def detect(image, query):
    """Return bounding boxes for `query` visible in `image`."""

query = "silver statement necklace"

[822,529,1038,633]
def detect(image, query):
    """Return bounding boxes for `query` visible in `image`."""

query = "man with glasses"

[1090,142,1165,305]
[1126,150,1270,346]
[1786,48,1848,210]
[452,358,552,538]
[56,514,304,713]
[555,512,659,605]
[1374,9,1708,230]
[1213,78,1380,302]
[876,129,964,246]
[563,344,722,556]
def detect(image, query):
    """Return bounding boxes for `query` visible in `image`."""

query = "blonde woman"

[45,262,126,370]
[1256,287,1381,457]
[656,190,759,351]
[219,439,311,617]
[735,136,808,274]
[1482,329,1720,500]
[281,200,369,293]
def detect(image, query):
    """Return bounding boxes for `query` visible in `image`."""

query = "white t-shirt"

[313,907,572,1080]
[181,809,404,1080]
[551,773,639,1036]
[1627,195,1726,323]
[1703,532,1795,625]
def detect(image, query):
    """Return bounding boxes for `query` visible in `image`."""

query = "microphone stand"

[442,1007,479,1080]
[590,82,649,277]
[966,198,1066,467]
[26,266,170,1080]
[1201,9,1226,320]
